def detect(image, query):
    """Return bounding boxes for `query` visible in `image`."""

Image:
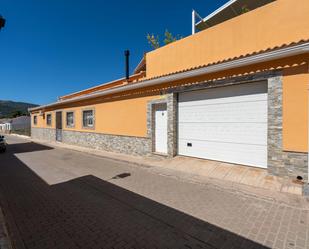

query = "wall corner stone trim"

[147,93,177,157]
[167,93,178,157]
[267,75,308,180]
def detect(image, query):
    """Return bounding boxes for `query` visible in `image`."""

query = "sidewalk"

[17,134,305,197]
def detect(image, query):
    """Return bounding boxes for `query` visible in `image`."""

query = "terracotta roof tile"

[141,39,309,82]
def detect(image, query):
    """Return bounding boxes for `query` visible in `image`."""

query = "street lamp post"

[0,15,6,30]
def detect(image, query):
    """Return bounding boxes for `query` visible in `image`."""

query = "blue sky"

[0,0,227,105]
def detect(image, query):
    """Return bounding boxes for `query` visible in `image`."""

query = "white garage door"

[178,82,268,168]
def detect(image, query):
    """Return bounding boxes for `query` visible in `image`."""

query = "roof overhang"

[134,56,146,74]
[29,42,309,112]
[59,71,145,101]
[196,0,276,32]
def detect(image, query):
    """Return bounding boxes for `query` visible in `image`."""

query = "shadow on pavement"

[0,141,269,249]
[5,142,53,154]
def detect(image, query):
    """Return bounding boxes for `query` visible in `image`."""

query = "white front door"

[178,82,268,168]
[155,105,168,154]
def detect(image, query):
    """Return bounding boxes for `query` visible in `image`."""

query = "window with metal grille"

[33,116,37,125]
[46,114,52,126]
[82,110,94,128]
[66,112,74,127]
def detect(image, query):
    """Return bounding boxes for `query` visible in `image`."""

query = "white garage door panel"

[178,82,268,168]
[178,100,267,123]
[178,122,267,145]
[178,139,267,167]
[179,82,268,105]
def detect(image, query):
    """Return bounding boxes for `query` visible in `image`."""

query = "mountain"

[0,100,38,118]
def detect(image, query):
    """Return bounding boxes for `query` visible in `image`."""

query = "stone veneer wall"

[167,93,178,157]
[31,127,56,142]
[146,73,308,180]
[61,130,151,156]
[267,76,308,180]
[147,94,177,157]
[32,73,308,180]
[147,98,167,155]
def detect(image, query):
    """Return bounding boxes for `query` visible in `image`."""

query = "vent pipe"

[124,50,130,80]
[0,15,5,30]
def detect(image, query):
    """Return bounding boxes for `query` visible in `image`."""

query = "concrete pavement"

[1,136,309,248]
[29,135,305,196]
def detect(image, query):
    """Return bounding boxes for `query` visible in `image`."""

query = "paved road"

[0,136,308,249]
[0,206,10,249]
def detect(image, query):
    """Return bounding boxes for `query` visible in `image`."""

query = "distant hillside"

[0,100,38,118]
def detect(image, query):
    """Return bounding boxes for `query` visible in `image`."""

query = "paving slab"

[223,165,249,182]
[1,135,309,248]
[20,134,305,196]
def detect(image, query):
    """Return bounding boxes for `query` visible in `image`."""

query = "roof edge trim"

[29,42,309,112]
[59,71,145,101]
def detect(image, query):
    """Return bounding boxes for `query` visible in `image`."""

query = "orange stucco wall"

[146,0,309,78]
[31,55,309,152]
[32,111,55,129]
[32,95,160,138]
[283,63,309,152]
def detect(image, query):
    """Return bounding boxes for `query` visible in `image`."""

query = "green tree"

[10,110,23,118]
[241,5,250,13]
[147,30,182,50]
[163,30,177,45]
[146,34,160,50]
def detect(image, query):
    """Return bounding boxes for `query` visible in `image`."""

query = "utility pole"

[0,15,6,30]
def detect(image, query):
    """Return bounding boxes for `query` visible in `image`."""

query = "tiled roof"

[134,55,146,74]
[142,39,309,82]
[29,39,309,112]
[59,71,146,101]
[59,39,309,102]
